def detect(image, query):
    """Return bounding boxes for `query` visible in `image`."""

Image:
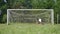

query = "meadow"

[0,23,60,34]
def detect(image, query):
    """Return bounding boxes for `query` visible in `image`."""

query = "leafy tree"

[0,0,7,23]
[0,0,60,23]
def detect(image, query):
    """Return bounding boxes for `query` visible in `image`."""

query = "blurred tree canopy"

[0,0,60,23]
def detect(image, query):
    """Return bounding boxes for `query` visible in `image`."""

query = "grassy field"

[0,23,60,34]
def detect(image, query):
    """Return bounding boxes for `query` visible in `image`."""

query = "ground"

[0,23,60,34]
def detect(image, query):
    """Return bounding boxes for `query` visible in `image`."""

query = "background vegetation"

[0,0,60,23]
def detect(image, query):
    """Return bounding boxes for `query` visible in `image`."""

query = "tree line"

[0,0,60,23]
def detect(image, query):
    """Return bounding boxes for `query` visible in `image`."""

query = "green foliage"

[53,0,60,23]
[0,0,60,23]
[30,0,54,9]
[0,0,7,23]
[2,14,7,23]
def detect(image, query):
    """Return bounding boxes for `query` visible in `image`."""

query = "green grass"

[0,23,60,34]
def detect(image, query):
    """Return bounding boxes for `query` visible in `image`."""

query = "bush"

[2,14,7,23]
